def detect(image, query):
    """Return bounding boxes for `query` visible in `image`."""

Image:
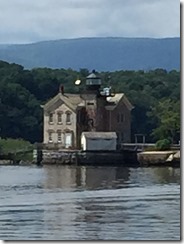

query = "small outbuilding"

[81,132,117,151]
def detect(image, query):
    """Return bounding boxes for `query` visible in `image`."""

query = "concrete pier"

[137,150,180,166]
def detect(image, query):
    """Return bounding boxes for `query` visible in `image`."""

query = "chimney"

[59,85,64,95]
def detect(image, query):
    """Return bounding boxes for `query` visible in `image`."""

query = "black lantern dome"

[86,70,101,91]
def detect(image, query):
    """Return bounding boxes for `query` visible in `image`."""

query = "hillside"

[0,37,180,71]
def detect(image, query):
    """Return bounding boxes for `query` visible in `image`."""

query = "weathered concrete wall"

[0,160,12,165]
[137,150,178,165]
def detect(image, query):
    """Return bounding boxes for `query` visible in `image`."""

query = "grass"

[0,138,34,162]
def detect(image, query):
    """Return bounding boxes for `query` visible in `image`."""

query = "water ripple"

[0,165,180,240]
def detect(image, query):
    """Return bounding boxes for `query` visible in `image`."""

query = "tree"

[0,60,180,143]
[148,99,180,143]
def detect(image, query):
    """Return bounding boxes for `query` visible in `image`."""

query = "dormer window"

[66,111,72,124]
[49,113,54,124]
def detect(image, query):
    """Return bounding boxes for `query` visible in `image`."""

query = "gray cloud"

[0,0,180,44]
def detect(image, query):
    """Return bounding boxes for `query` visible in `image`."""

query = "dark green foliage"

[0,138,33,154]
[0,62,42,143]
[148,99,180,143]
[155,139,171,151]
[0,60,180,143]
[0,138,34,161]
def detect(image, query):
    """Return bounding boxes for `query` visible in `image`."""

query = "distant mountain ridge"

[0,37,180,71]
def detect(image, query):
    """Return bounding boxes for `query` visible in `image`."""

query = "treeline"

[0,60,180,143]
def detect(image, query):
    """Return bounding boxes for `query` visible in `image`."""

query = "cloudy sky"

[0,0,180,44]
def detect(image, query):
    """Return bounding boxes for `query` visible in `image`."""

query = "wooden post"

[35,143,43,165]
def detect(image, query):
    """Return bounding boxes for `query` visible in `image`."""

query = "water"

[0,165,180,240]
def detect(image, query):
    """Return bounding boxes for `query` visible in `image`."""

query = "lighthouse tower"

[85,70,101,93]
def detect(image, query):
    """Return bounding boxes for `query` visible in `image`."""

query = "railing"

[121,143,180,152]
[121,143,155,152]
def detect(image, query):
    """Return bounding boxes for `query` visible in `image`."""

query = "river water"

[0,165,180,241]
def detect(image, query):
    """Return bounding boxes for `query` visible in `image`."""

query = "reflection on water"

[0,165,180,240]
[43,166,131,190]
[43,165,180,191]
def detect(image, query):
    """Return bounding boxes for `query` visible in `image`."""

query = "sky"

[0,0,180,44]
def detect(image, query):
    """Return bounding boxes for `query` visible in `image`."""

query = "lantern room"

[86,70,101,91]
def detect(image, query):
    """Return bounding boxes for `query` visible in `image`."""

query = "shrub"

[155,139,171,151]
[0,138,33,154]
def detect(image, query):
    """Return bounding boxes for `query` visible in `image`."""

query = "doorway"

[65,133,72,148]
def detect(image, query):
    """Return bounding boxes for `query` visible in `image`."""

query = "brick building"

[42,71,134,149]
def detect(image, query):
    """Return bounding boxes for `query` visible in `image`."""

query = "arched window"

[57,130,62,143]
[49,113,54,123]
[57,112,63,124]
[48,131,53,143]
[66,111,72,124]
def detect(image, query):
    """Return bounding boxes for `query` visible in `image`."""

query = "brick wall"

[110,102,131,143]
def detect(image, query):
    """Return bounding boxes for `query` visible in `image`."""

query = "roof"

[81,132,117,139]
[42,92,133,112]
[86,72,100,79]
[80,93,96,100]
[43,93,84,112]
[105,93,134,111]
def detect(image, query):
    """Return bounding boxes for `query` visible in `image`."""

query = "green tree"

[0,60,180,143]
[148,99,180,143]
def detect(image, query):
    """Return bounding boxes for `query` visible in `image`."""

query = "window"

[65,132,72,148]
[117,113,124,123]
[117,113,120,123]
[66,112,72,124]
[48,132,53,143]
[49,113,54,123]
[57,112,62,124]
[57,131,62,143]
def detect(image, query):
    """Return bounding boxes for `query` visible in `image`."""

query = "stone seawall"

[35,149,138,166]
[40,150,78,164]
